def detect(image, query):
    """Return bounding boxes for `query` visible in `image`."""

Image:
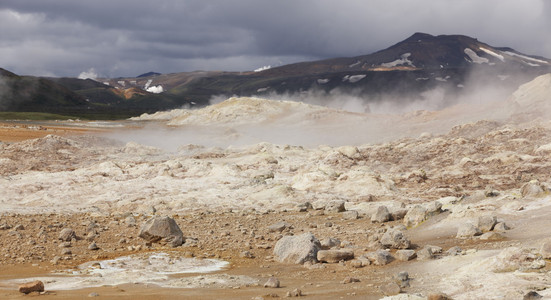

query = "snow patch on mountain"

[381,53,414,68]
[464,48,489,64]
[479,47,505,62]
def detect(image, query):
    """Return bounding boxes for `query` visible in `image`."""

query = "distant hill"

[2,33,550,119]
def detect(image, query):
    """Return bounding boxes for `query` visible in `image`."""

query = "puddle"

[0,252,259,290]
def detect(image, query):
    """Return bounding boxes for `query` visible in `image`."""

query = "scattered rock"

[320,237,340,249]
[371,206,391,223]
[296,202,312,212]
[426,201,443,216]
[88,242,100,250]
[456,223,481,239]
[342,210,359,220]
[88,292,99,297]
[477,215,497,233]
[350,255,371,268]
[325,200,346,213]
[380,282,401,296]
[317,249,354,263]
[341,277,360,284]
[273,233,320,264]
[240,251,255,258]
[390,209,408,221]
[380,229,410,249]
[395,249,416,261]
[61,248,72,255]
[416,246,434,260]
[18,280,44,294]
[523,291,543,300]
[59,228,77,241]
[268,221,291,233]
[395,271,410,288]
[493,222,510,232]
[520,180,546,197]
[138,216,184,247]
[13,224,24,231]
[263,277,280,288]
[366,249,393,266]
[403,205,427,228]
[286,288,303,297]
[428,293,453,300]
[446,246,463,256]
[490,247,546,272]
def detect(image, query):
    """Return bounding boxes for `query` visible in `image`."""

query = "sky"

[0,0,550,78]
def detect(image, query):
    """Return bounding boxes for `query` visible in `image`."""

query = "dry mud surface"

[2,75,551,299]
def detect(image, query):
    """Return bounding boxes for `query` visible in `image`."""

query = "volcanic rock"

[138,216,184,247]
[273,232,321,264]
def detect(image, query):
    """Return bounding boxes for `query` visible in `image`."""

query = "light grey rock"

[380,229,411,249]
[342,210,359,220]
[390,209,408,221]
[426,201,443,216]
[479,232,504,240]
[540,240,551,259]
[296,202,312,212]
[371,206,391,223]
[395,249,416,261]
[138,216,184,247]
[395,271,410,288]
[325,200,346,213]
[366,249,393,266]
[524,291,543,300]
[456,223,482,239]
[268,221,291,233]
[380,282,401,296]
[341,277,360,284]
[320,237,341,249]
[493,222,510,232]
[403,205,427,228]
[350,255,371,268]
[88,242,99,250]
[446,246,463,256]
[263,277,280,288]
[520,180,546,197]
[273,232,321,264]
[477,215,497,233]
[59,228,76,242]
[317,249,354,263]
[416,246,434,260]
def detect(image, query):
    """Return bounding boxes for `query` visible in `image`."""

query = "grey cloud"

[0,0,549,77]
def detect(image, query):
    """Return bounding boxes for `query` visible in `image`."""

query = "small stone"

[403,205,427,228]
[371,206,391,223]
[426,201,443,216]
[380,229,411,249]
[86,232,96,242]
[268,222,290,233]
[317,249,354,263]
[61,248,72,255]
[51,256,61,265]
[493,222,510,232]
[428,293,454,300]
[395,249,416,261]
[286,288,302,297]
[264,277,280,288]
[380,282,401,296]
[325,200,346,213]
[240,251,255,258]
[88,292,100,297]
[520,180,545,197]
[14,224,24,231]
[320,237,341,249]
[416,246,434,260]
[88,242,100,250]
[523,291,543,300]
[477,215,497,233]
[456,223,481,239]
[395,271,409,288]
[366,249,393,266]
[341,277,360,284]
[296,202,312,212]
[342,210,359,220]
[59,228,76,241]
[18,280,45,294]
[390,209,408,221]
[446,246,463,256]
[540,240,551,259]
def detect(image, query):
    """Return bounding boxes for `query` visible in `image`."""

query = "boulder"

[446,246,463,256]
[493,222,510,232]
[138,216,184,247]
[366,249,393,266]
[371,206,391,223]
[18,280,44,294]
[390,209,408,221]
[273,233,321,264]
[395,249,417,261]
[476,215,497,233]
[380,282,401,296]
[317,249,354,263]
[342,210,359,220]
[426,201,443,216]
[520,180,546,197]
[540,240,551,259]
[416,246,434,260]
[263,277,280,288]
[325,200,346,213]
[456,223,481,239]
[479,232,504,240]
[403,205,427,227]
[380,229,411,249]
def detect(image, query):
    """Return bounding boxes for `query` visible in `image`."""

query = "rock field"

[1,75,551,299]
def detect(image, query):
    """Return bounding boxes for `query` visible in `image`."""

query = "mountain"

[2,33,550,118]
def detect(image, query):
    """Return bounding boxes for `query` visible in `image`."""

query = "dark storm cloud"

[0,0,549,77]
